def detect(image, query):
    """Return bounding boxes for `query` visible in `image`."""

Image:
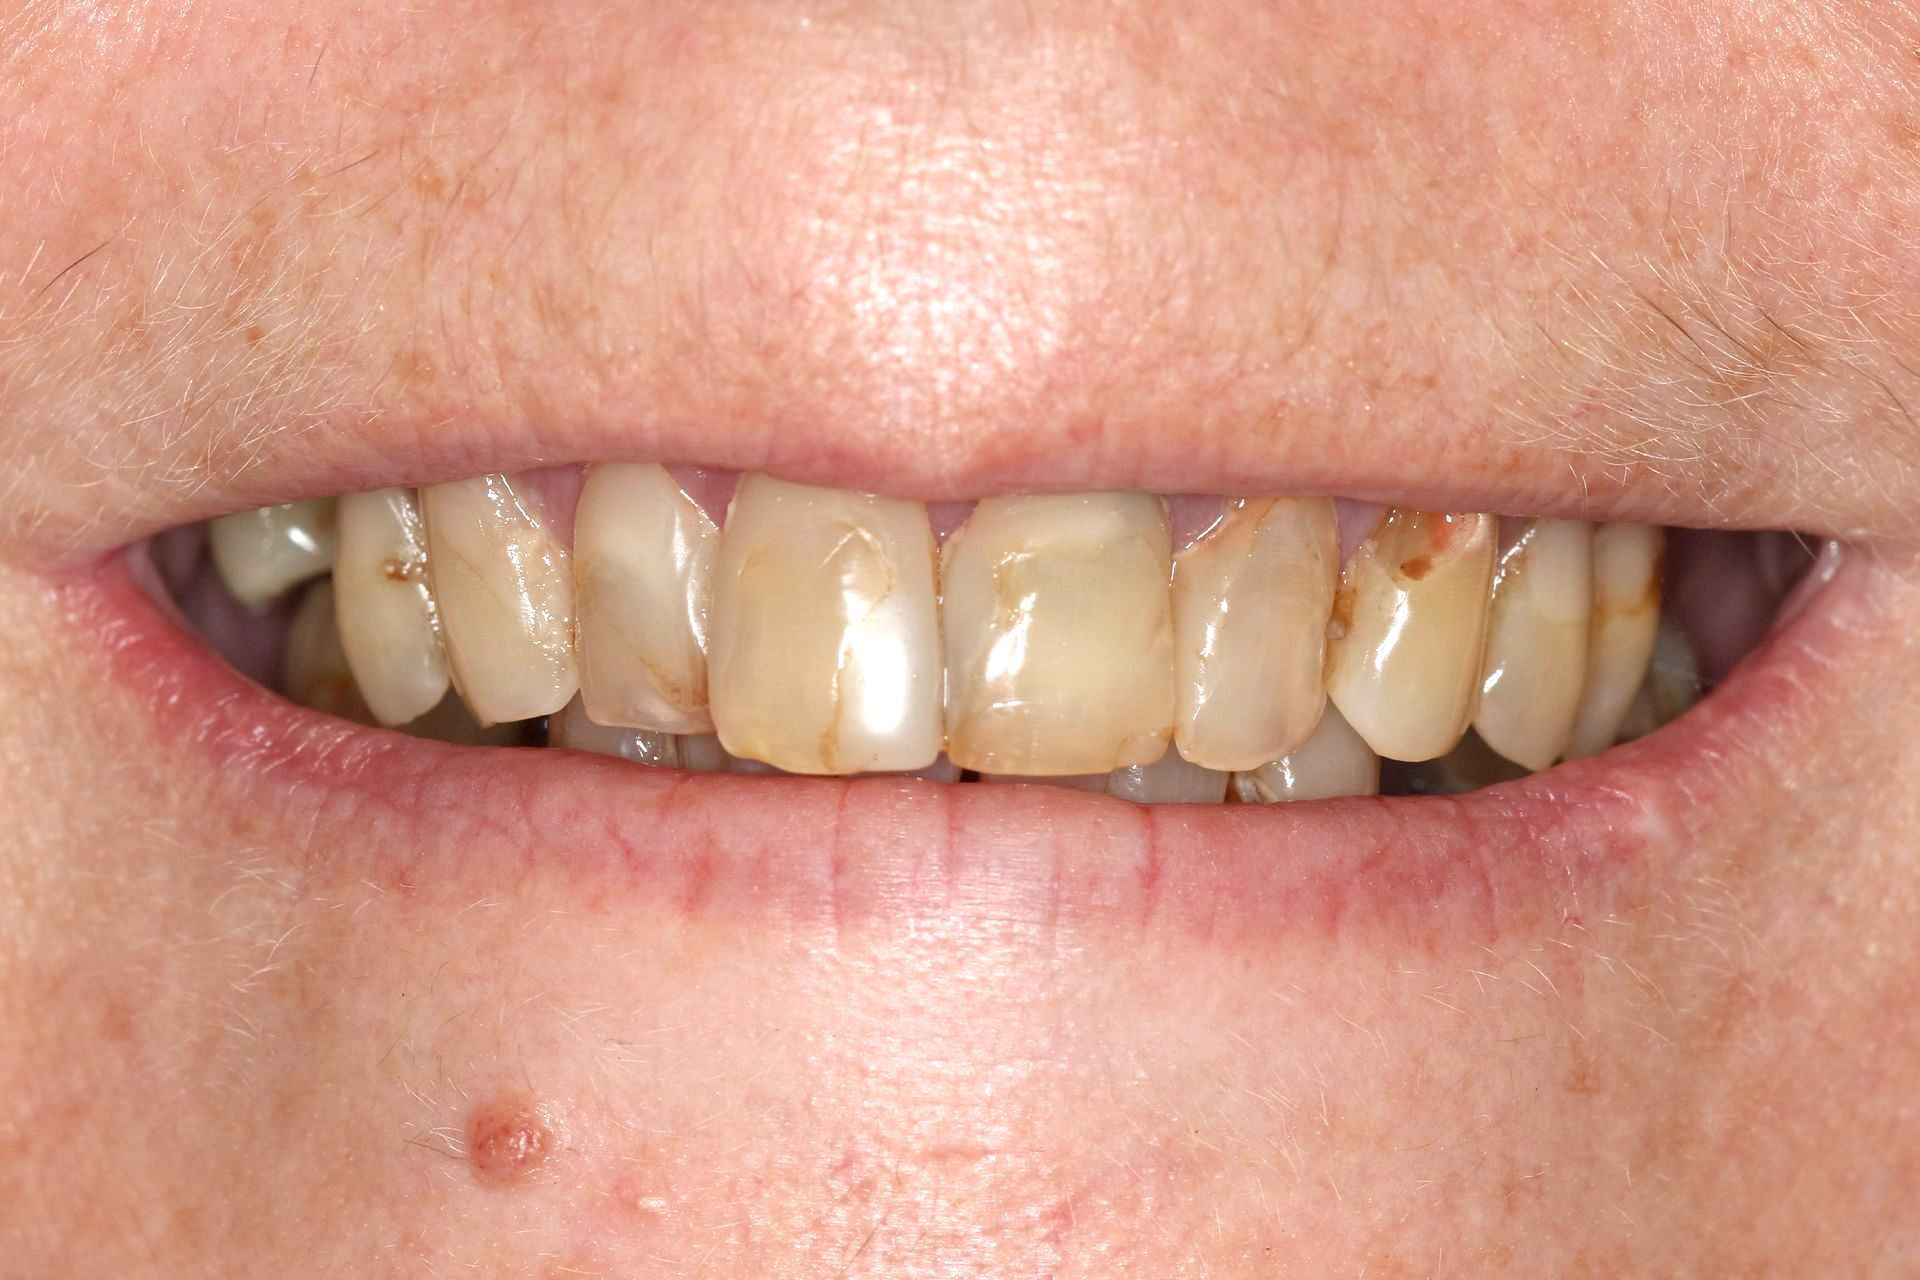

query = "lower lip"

[64,543,1872,951]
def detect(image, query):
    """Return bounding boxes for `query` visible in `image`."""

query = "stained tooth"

[1617,613,1700,742]
[421,474,579,725]
[208,500,337,608]
[333,488,451,726]
[707,475,943,774]
[1172,497,1338,771]
[573,464,719,733]
[943,493,1175,775]
[1230,704,1380,802]
[283,581,374,724]
[1108,750,1229,804]
[1473,519,1594,771]
[1566,523,1663,757]
[1326,510,1496,762]
[549,695,680,766]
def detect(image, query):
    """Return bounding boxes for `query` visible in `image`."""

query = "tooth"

[707,475,944,774]
[1472,519,1594,771]
[332,488,451,726]
[421,474,579,725]
[208,500,337,608]
[677,733,733,773]
[1566,524,1663,757]
[573,464,720,733]
[1230,704,1379,802]
[549,695,680,766]
[1107,750,1229,804]
[943,493,1175,775]
[404,693,526,746]
[1326,510,1496,762]
[982,773,1111,792]
[1420,729,1529,794]
[1617,613,1700,742]
[283,581,373,723]
[1172,497,1338,770]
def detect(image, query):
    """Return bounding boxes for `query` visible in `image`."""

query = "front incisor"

[1326,510,1496,763]
[943,492,1176,775]
[707,475,944,775]
[1473,519,1594,771]
[1172,496,1338,770]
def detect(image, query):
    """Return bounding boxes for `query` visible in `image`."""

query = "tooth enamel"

[549,695,680,765]
[332,488,451,726]
[982,773,1111,792]
[1230,704,1379,802]
[676,733,733,773]
[1617,613,1700,742]
[1171,497,1338,771]
[1472,519,1594,771]
[1566,523,1664,757]
[1421,729,1530,794]
[707,475,944,774]
[1326,510,1496,762]
[208,500,338,608]
[284,581,373,723]
[404,693,527,746]
[421,474,579,726]
[943,493,1176,775]
[573,464,719,733]
[1107,750,1229,803]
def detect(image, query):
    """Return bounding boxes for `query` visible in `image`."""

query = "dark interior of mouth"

[135,471,1831,803]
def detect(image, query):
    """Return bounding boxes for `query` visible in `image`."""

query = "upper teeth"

[217,468,1684,801]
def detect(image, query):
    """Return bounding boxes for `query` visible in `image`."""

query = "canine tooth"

[574,464,719,733]
[208,500,337,608]
[708,475,943,774]
[1172,497,1338,770]
[943,493,1175,775]
[284,582,374,723]
[1473,519,1594,771]
[1326,510,1496,762]
[422,474,579,725]
[1230,704,1379,802]
[1566,524,1663,757]
[1617,613,1701,742]
[549,695,680,765]
[1108,751,1229,804]
[333,488,451,726]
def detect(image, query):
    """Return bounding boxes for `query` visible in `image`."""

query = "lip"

[55,523,1881,951]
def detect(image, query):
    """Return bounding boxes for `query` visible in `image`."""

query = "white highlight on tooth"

[1108,750,1229,804]
[209,500,337,608]
[574,463,719,733]
[1326,510,1496,763]
[1566,523,1663,758]
[1474,518,1594,771]
[1230,704,1380,803]
[333,487,451,726]
[422,474,579,726]
[707,474,944,775]
[549,695,681,766]
[1172,496,1338,770]
[943,492,1176,776]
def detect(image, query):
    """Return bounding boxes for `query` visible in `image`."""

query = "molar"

[333,487,451,726]
[1473,519,1594,771]
[208,499,337,609]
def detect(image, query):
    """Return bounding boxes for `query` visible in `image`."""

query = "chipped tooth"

[573,464,719,733]
[1566,523,1664,757]
[333,488,451,726]
[208,500,337,608]
[1326,510,1497,762]
[1230,704,1379,802]
[1108,750,1229,804]
[421,474,579,726]
[707,475,944,774]
[1172,497,1338,771]
[943,493,1176,775]
[549,695,680,766]
[1473,519,1594,771]
[284,581,374,724]
[1617,613,1701,743]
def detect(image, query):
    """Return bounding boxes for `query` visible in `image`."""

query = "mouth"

[60,454,1865,947]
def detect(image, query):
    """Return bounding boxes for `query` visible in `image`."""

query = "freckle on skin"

[466,1095,556,1187]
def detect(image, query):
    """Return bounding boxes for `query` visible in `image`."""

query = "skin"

[2,0,1919,1274]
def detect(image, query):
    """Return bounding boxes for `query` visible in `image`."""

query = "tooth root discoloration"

[1567,523,1664,758]
[334,487,451,726]
[1474,518,1594,771]
[209,499,338,608]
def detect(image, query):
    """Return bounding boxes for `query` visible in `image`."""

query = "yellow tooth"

[421,474,578,726]
[1107,750,1229,804]
[333,488,451,726]
[1230,704,1379,802]
[208,500,337,608]
[1566,523,1663,758]
[548,695,680,766]
[283,581,374,724]
[1326,510,1496,762]
[1172,497,1338,771]
[943,493,1176,776]
[1473,519,1594,771]
[707,475,944,775]
[573,464,720,733]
